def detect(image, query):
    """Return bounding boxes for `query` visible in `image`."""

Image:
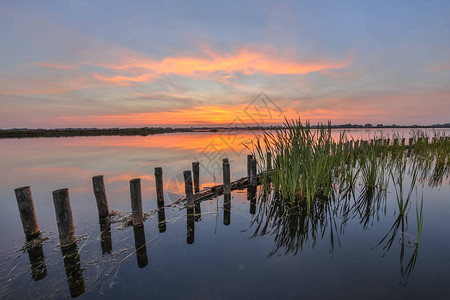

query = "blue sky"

[0,0,449,128]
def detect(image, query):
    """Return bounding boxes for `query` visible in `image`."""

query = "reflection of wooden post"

[27,241,47,281]
[250,158,257,187]
[15,186,40,240]
[247,155,253,177]
[187,207,195,244]
[154,167,164,207]
[52,188,76,249]
[192,162,200,193]
[224,194,231,226]
[267,152,272,171]
[248,187,256,215]
[183,171,194,208]
[158,207,166,233]
[130,178,143,226]
[223,158,230,194]
[61,246,85,298]
[92,175,109,218]
[99,217,112,254]
[133,225,148,268]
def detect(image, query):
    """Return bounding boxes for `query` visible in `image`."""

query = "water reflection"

[27,240,47,281]
[61,246,85,298]
[158,207,167,233]
[223,194,231,226]
[247,187,256,215]
[99,217,112,254]
[251,191,339,256]
[187,208,195,244]
[133,225,148,268]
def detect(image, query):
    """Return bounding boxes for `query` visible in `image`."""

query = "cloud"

[92,47,353,86]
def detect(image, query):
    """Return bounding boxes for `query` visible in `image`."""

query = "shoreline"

[1,125,449,139]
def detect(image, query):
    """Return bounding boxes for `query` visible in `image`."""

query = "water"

[0,129,449,299]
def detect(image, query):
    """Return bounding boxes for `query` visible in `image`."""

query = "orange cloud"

[92,47,352,85]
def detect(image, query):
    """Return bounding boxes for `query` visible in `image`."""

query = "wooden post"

[250,158,257,187]
[15,186,40,239]
[402,138,405,146]
[52,188,76,249]
[192,162,200,193]
[154,167,164,207]
[223,158,231,194]
[247,154,253,177]
[183,170,194,208]
[130,178,143,226]
[267,152,272,170]
[92,175,109,218]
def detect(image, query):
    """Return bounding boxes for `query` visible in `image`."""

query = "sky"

[0,0,449,128]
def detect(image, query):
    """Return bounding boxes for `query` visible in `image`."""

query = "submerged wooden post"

[267,152,272,170]
[223,158,231,194]
[183,170,194,208]
[247,154,253,177]
[250,158,257,187]
[92,175,109,218]
[192,162,200,193]
[15,186,40,239]
[154,167,164,207]
[52,188,76,249]
[130,178,143,226]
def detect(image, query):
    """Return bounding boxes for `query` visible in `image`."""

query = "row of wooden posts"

[15,155,259,249]
[14,134,439,247]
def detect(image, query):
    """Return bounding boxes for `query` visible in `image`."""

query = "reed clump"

[252,118,449,211]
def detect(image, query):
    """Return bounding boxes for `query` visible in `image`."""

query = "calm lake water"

[0,128,449,299]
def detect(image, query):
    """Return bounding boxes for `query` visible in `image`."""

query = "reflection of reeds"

[251,190,339,256]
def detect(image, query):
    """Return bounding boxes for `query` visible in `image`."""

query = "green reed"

[251,118,449,214]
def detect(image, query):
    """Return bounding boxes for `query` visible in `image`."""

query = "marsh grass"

[251,118,449,215]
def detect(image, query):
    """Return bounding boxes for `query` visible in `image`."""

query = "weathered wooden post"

[15,186,40,240]
[223,158,231,194]
[154,167,167,232]
[247,154,253,177]
[52,188,77,249]
[409,138,414,147]
[92,175,109,218]
[183,170,194,208]
[192,162,200,193]
[250,158,257,187]
[267,152,272,171]
[130,178,143,226]
[402,138,405,146]
[154,167,164,207]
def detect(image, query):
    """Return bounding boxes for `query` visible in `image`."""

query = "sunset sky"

[1,0,449,128]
